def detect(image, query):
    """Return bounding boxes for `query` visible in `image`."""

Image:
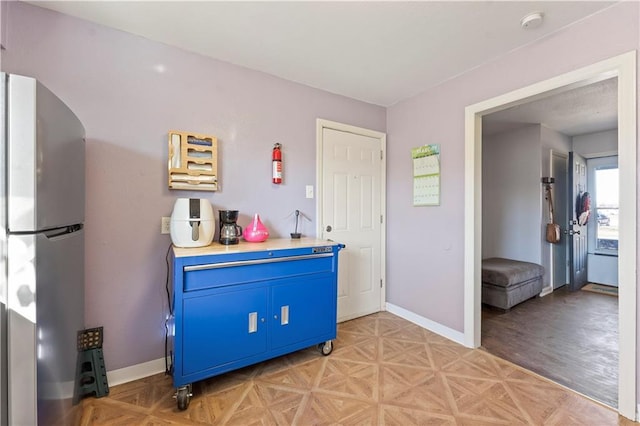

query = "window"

[594,165,618,252]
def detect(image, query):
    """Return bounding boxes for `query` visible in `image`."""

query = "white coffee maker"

[170,198,215,248]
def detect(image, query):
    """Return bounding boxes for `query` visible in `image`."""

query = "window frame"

[587,155,619,256]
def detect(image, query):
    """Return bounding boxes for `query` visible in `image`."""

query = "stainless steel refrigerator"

[1,73,85,425]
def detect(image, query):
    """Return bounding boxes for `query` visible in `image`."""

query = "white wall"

[482,125,542,264]
[541,126,573,179]
[588,254,618,286]
[573,129,618,158]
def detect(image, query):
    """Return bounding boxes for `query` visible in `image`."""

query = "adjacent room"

[480,78,620,408]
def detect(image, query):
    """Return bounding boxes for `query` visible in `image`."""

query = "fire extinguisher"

[272,143,282,184]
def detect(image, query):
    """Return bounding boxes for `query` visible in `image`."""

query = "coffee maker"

[218,210,243,245]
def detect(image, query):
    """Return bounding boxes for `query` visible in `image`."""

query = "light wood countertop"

[172,237,340,258]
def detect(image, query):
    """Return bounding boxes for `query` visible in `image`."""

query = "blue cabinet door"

[270,275,336,350]
[182,286,268,375]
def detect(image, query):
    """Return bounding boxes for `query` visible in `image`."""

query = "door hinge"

[380,279,383,288]
[380,215,383,224]
[380,150,383,160]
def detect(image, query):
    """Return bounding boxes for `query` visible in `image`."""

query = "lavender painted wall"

[2,2,385,370]
[386,1,639,333]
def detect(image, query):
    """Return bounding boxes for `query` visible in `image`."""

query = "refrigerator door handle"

[42,224,83,240]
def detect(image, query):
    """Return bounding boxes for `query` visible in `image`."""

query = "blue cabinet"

[169,239,342,410]
[270,275,335,350]
[182,286,268,376]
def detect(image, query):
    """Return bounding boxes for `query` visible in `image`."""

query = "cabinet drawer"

[183,254,334,292]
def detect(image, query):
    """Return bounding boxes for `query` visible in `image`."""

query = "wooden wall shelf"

[168,130,218,191]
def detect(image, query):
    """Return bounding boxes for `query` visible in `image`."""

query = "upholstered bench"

[482,257,544,311]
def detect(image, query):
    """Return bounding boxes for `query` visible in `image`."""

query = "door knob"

[326,225,332,232]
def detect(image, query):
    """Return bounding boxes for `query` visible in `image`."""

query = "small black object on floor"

[73,326,109,404]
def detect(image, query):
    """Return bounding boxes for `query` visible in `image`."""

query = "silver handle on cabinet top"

[184,253,334,272]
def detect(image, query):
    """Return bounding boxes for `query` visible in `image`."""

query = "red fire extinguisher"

[272,143,282,184]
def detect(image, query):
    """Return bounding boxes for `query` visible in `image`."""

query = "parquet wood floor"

[73,311,634,425]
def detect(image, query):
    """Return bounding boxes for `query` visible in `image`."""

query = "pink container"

[243,213,269,242]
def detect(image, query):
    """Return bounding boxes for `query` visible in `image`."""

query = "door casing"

[464,51,637,419]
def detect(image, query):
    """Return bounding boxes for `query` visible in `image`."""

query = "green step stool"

[73,327,109,404]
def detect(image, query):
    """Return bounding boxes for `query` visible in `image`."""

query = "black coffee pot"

[218,210,243,245]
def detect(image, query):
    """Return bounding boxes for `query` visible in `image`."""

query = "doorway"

[316,119,387,322]
[464,51,637,419]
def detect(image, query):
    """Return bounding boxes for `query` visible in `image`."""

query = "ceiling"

[483,77,618,137]
[26,1,619,136]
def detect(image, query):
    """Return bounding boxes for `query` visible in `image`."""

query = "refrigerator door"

[7,74,85,232]
[0,73,8,426]
[8,227,84,426]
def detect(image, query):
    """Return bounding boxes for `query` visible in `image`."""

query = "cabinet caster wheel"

[175,385,192,410]
[318,340,333,356]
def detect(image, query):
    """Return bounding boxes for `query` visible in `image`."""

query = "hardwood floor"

[67,311,635,425]
[482,286,618,408]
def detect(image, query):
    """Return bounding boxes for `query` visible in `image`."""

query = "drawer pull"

[281,305,289,325]
[184,253,334,272]
[248,312,258,333]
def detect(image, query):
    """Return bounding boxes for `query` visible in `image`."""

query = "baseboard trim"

[539,285,553,297]
[106,304,467,388]
[107,357,167,387]
[386,303,466,346]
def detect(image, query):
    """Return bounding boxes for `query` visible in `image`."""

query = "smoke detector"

[521,12,544,29]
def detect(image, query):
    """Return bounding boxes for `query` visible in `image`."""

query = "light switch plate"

[305,185,314,199]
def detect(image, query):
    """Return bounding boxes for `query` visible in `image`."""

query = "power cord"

[164,243,174,375]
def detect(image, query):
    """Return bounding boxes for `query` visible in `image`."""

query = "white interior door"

[317,120,385,322]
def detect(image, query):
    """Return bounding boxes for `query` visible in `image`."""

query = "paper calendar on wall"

[412,144,440,206]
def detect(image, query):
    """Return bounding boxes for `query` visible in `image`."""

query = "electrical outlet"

[306,185,314,199]
[161,217,171,234]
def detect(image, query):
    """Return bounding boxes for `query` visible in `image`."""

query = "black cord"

[164,243,173,375]
[164,319,171,375]
[165,243,173,315]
